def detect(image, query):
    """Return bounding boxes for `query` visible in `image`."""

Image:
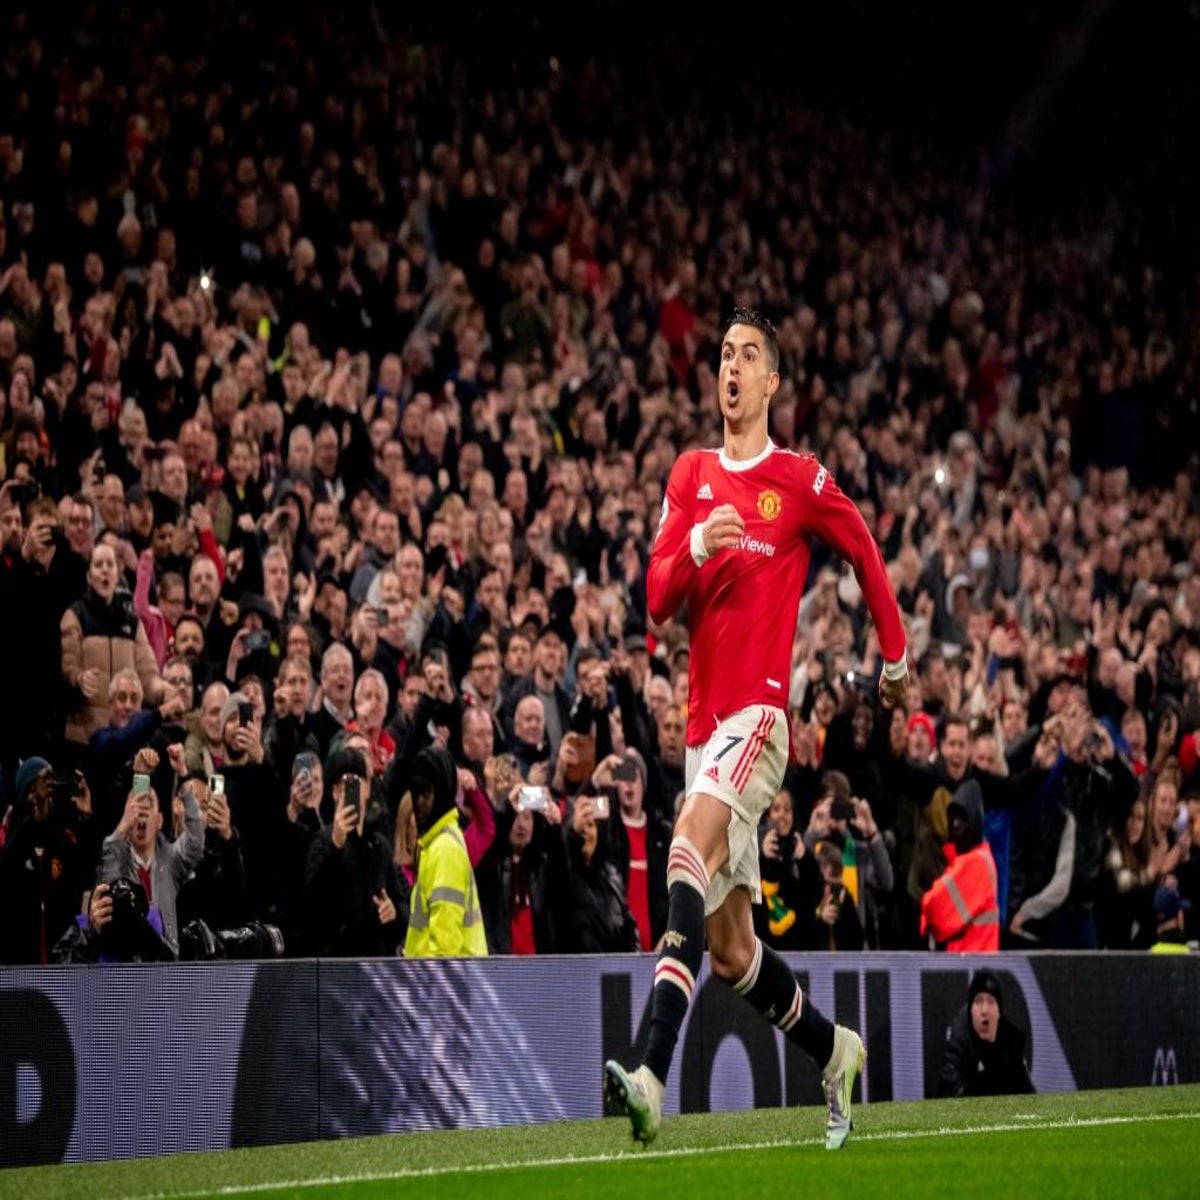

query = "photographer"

[755,789,825,951]
[306,747,407,956]
[97,775,204,956]
[803,773,895,948]
[588,749,671,951]
[564,790,640,953]
[478,782,570,954]
[0,757,98,963]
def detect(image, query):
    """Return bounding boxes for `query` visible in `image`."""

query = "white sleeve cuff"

[882,656,909,681]
[690,524,710,567]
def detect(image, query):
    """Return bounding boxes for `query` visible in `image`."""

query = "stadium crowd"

[0,4,1197,965]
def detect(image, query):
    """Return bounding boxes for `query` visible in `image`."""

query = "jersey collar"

[719,438,775,473]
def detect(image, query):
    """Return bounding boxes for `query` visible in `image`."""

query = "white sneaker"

[604,1060,664,1145]
[822,1025,865,1150]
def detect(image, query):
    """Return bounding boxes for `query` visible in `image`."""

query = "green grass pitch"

[3,1085,1197,1198]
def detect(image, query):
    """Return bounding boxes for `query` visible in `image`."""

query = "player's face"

[719,324,779,433]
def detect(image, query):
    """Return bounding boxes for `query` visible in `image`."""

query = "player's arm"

[647,457,718,624]
[798,458,908,705]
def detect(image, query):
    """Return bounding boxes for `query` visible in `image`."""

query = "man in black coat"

[938,970,1035,1097]
[305,747,408,956]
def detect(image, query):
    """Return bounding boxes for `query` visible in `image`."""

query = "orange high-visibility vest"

[920,842,1000,952]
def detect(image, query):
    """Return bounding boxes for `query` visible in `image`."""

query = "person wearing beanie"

[0,756,100,963]
[406,746,487,958]
[920,779,1001,952]
[938,970,1034,1097]
[305,747,407,957]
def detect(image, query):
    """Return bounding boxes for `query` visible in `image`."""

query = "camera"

[100,877,173,961]
[179,919,285,961]
[830,797,856,822]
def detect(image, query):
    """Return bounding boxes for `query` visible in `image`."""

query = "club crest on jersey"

[757,489,782,520]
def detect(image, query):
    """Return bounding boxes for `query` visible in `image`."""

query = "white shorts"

[684,704,788,916]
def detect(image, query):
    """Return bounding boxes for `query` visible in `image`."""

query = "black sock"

[733,938,835,1069]
[643,837,709,1085]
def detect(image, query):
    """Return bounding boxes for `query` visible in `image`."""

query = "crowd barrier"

[2,952,1196,1166]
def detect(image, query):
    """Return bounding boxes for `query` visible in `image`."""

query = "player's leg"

[707,885,837,1067]
[706,745,866,1150]
[604,787,733,1144]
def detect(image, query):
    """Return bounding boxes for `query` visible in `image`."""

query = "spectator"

[98,776,204,956]
[803,777,895,949]
[0,757,98,963]
[1097,795,1156,949]
[60,542,164,750]
[754,788,824,952]
[346,668,395,777]
[921,780,1001,952]
[405,747,487,958]
[174,770,248,935]
[84,667,188,827]
[938,971,1034,1098]
[564,792,640,953]
[479,785,570,954]
[305,747,407,957]
[590,749,672,951]
[310,642,355,758]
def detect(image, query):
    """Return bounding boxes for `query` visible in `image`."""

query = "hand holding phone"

[518,786,547,813]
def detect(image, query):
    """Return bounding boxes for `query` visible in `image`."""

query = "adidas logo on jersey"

[696,483,714,500]
[704,765,720,783]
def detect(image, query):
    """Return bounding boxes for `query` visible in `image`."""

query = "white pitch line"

[131,1109,1200,1200]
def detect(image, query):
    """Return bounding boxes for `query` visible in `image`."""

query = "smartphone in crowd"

[237,701,254,726]
[593,792,610,820]
[244,630,271,653]
[518,786,547,813]
[612,760,640,783]
[344,776,362,820]
[209,774,225,798]
[132,773,151,797]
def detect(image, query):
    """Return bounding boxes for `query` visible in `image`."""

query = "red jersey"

[647,441,906,748]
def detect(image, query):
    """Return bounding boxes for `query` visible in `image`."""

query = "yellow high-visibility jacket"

[405,809,488,958]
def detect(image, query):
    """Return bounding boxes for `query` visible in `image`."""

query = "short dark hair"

[723,307,779,371]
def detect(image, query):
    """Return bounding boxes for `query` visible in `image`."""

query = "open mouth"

[135,819,148,839]
[727,381,740,402]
